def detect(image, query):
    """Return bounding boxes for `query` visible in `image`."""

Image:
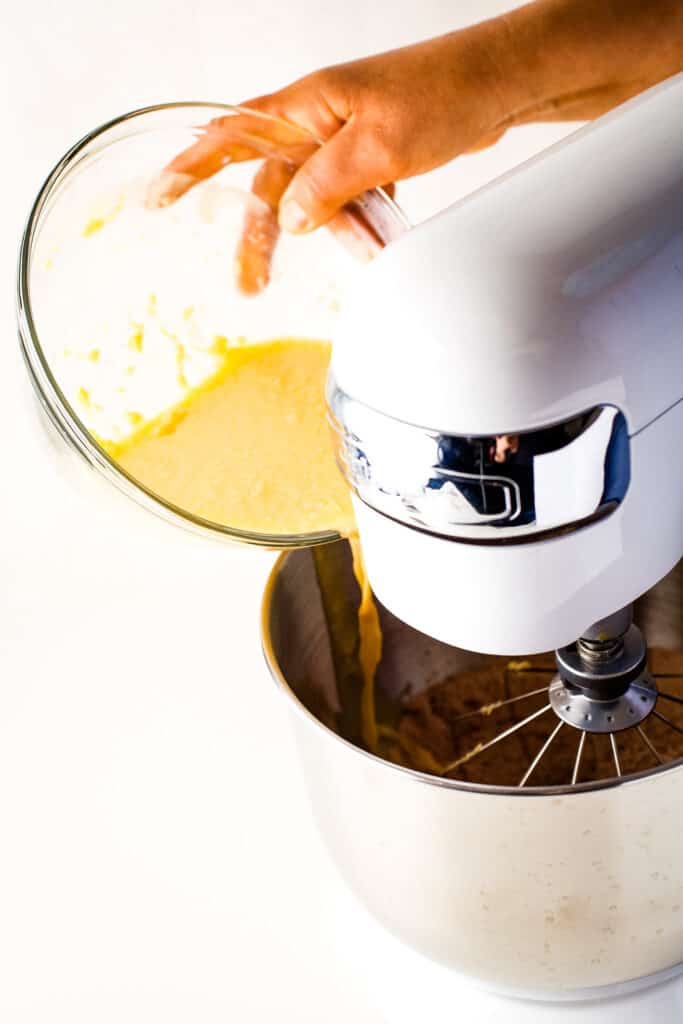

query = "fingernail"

[145,171,196,210]
[279,198,312,233]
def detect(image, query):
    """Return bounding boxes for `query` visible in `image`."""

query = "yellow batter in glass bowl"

[19,103,406,549]
[107,337,355,538]
[19,103,409,759]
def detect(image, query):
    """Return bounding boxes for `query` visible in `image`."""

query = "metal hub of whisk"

[551,606,656,735]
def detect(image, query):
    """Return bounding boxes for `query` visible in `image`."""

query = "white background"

[1,2,574,1020]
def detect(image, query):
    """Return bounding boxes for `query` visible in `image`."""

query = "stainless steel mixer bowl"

[262,543,683,996]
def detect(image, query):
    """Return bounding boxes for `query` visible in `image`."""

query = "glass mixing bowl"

[17,103,409,548]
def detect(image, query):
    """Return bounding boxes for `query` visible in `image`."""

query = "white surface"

[2,1,584,1021]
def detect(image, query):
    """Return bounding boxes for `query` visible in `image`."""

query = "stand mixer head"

[328,74,683,663]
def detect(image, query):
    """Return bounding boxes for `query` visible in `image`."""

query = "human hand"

[147,0,683,294]
[147,24,509,292]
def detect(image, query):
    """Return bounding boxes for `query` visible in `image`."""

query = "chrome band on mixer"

[328,379,631,544]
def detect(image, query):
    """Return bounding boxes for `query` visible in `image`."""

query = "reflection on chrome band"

[327,379,630,544]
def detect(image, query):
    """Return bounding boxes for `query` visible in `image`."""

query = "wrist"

[485,0,653,128]
[447,14,541,137]
[479,7,554,130]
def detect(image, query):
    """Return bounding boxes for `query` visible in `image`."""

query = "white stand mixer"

[326,73,683,1020]
[330,74,683,655]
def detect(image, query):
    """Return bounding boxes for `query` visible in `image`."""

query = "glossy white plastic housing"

[353,401,683,654]
[332,75,683,654]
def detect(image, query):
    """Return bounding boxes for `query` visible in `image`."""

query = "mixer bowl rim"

[16,101,409,552]
[261,548,683,797]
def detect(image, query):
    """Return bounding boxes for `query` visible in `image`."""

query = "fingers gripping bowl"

[17,103,408,548]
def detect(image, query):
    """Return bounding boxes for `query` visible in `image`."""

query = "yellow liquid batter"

[103,336,389,763]
[349,534,382,752]
[108,339,355,538]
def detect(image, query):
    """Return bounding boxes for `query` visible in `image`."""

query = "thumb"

[278,121,387,233]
